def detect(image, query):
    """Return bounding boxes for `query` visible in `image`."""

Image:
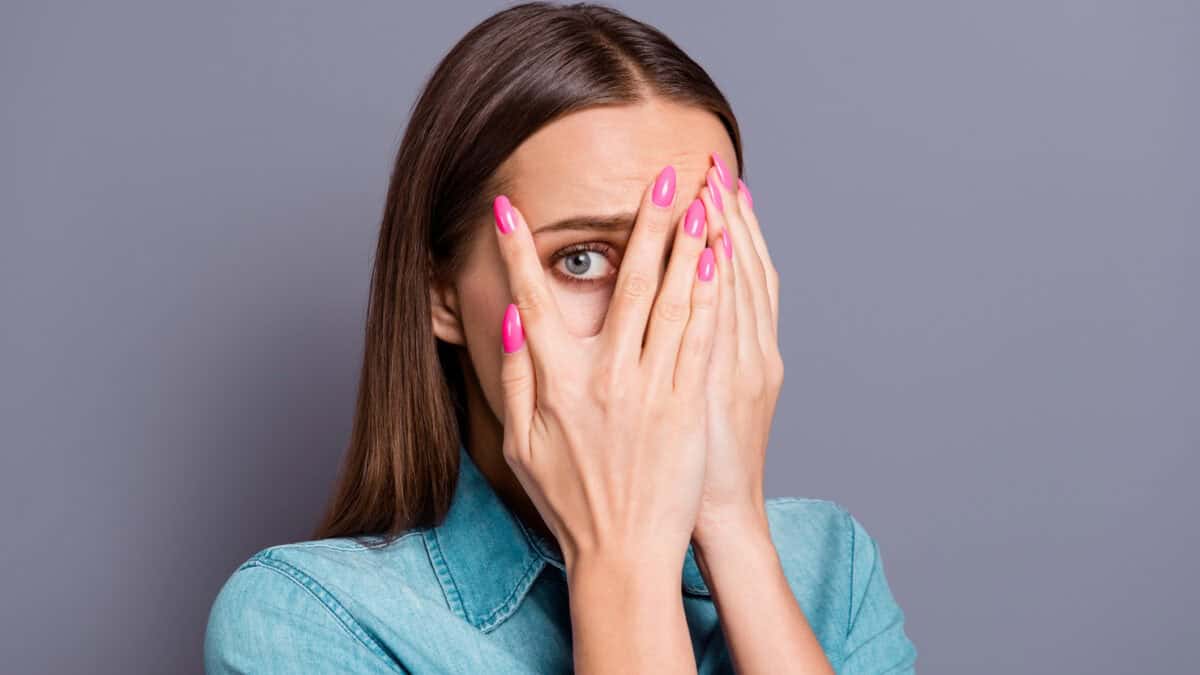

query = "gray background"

[2,1,1196,673]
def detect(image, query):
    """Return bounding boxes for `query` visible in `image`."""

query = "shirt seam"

[844,506,856,654]
[840,610,908,663]
[261,530,424,555]
[239,556,403,672]
[475,554,544,632]
[423,529,467,622]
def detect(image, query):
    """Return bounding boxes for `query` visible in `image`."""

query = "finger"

[493,194,569,387]
[642,197,710,382]
[674,247,719,393]
[735,178,779,337]
[706,156,773,355]
[600,164,679,367]
[705,193,738,389]
[700,169,758,363]
[498,302,534,465]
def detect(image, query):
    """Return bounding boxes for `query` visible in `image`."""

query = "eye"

[550,242,618,285]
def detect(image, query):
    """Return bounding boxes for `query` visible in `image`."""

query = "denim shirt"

[205,444,917,673]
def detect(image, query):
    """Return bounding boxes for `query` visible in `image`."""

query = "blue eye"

[551,243,618,285]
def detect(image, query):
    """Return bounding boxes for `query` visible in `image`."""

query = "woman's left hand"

[693,152,783,546]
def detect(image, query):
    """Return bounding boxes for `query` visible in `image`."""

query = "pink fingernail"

[697,247,715,282]
[502,303,524,353]
[652,165,676,207]
[711,152,734,189]
[494,195,516,234]
[721,230,732,259]
[706,172,723,213]
[684,198,706,238]
[738,178,753,209]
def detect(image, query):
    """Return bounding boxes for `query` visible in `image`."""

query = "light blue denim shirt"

[205,444,917,673]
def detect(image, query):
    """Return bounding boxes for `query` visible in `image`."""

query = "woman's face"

[432,98,739,424]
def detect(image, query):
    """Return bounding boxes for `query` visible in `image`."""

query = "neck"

[457,349,558,549]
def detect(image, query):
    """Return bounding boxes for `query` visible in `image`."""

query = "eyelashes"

[549,241,620,286]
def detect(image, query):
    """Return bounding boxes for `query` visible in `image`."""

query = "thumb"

[499,302,534,465]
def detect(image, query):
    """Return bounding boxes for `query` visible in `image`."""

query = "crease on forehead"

[499,103,735,224]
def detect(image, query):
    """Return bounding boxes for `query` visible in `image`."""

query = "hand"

[492,165,721,571]
[693,153,783,545]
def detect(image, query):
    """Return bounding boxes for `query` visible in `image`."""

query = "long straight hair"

[314,1,743,544]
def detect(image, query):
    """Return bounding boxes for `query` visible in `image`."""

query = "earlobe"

[429,282,466,345]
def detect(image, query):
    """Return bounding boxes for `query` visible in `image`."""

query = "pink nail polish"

[697,247,715,281]
[502,303,524,353]
[494,195,516,234]
[712,152,734,189]
[706,173,723,213]
[721,230,732,259]
[738,178,753,209]
[652,165,676,207]
[684,198,706,238]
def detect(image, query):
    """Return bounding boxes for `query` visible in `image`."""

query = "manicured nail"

[494,195,516,234]
[721,230,732,259]
[706,172,723,213]
[652,165,676,207]
[711,152,734,189]
[738,178,753,209]
[502,303,524,353]
[697,247,715,281]
[684,198,706,238]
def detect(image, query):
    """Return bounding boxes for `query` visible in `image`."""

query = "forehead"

[499,99,737,227]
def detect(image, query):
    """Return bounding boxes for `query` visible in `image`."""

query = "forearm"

[693,510,834,675]
[566,549,697,675]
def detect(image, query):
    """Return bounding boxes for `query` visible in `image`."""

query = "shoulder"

[204,532,432,674]
[763,496,857,563]
[763,497,917,672]
[762,495,893,595]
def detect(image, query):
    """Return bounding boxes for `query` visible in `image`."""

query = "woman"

[204,3,917,673]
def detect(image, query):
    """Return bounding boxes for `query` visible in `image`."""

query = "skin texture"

[430,98,832,673]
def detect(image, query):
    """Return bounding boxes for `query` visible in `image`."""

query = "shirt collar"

[424,443,711,632]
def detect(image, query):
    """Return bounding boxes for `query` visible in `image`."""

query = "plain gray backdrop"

[2,1,1196,673]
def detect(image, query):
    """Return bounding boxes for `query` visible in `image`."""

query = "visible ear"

[430,277,466,346]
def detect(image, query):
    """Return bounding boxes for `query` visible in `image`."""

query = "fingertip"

[502,302,525,353]
[705,171,725,213]
[494,195,516,235]
[697,247,716,282]
[737,178,753,210]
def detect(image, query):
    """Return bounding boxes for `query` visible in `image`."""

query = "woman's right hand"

[492,164,721,574]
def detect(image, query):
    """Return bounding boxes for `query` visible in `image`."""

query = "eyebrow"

[532,212,640,236]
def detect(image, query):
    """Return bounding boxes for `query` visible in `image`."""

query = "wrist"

[565,544,685,594]
[693,500,770,552]
[692,518,779,594]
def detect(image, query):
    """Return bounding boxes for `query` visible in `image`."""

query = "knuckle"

[500,364,533,392]
[767,350,785,388]
[648,214,673,234]
[502,439,526,467]
[620,271,654,302]
[654,297,689,324]
[587,359,619,404]
[691,284,718,310]
[512,283,546,314]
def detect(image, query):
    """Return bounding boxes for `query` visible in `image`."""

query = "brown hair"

[313,1,743,544]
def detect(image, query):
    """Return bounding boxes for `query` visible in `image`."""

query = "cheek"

[453,254,620,422]
[549,282,615,337]
[455,270,511,419]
